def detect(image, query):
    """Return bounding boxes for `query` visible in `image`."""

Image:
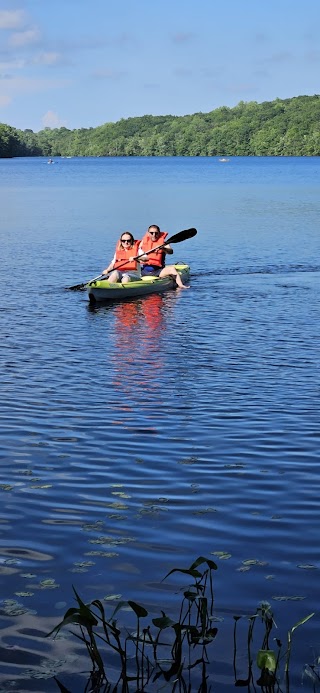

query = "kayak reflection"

[111,293,166,400]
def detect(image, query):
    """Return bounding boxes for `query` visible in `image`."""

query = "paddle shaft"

[108,241,170,275]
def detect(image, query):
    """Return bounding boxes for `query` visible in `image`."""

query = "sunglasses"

[121,238,132,243]
[149,231,159,235]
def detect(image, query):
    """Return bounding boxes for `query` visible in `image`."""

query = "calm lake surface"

[0,156,320,691]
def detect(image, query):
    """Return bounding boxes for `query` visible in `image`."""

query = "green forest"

[1,94,320,158]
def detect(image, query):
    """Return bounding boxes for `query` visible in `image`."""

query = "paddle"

[67,227,197,290]
[67,273,105,292]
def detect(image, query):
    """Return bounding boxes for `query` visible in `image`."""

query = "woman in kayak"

[102,232,141,283]
[138,225,189,288]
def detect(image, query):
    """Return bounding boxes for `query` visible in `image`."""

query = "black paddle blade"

[66,274,104,290]
[167,228,197,244]
[66,282,87,291]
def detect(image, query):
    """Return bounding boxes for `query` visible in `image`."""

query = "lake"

[0,156,320,691]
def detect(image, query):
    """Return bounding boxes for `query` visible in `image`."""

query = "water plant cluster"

[48,556,315,692]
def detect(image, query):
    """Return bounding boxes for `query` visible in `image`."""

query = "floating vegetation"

[23,656,76,680]
[14,591,34,597]
[85,551,119,558]
[224,463,245,469]
[3,559,20,566]
[211,551,232,560]
[105,502,128,510]
[70,561,95,573]
[82,521,104,532]
[88,536,135,547]
[55,601,67,610]
[242,559,268,567]
[47,556,314,692]
[111,491,131,499]
[138,505,168,516]
[29,483,53,489]
[237,565,251,572]
[107,514,126,520]
[27,579,60,591]
[2,598,32,616]
[178,456,198,465]
[272,595,306,601]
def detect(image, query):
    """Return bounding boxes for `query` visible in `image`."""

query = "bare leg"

[121,273,131,284]
[107,270,121,283]
[159,266,190,288]
[121,272,140,284]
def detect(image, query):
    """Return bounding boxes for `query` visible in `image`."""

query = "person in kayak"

[138,225,189,288]
[102,232,141,283]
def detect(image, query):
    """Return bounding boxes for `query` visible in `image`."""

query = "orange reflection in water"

[111,294,167,405]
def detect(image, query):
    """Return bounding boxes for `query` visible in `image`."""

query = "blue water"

[0,156,320,691]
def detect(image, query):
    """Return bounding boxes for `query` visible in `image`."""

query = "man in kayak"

[138,225,189,288]
[102,232,141,283]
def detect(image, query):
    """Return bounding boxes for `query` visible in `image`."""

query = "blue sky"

[0,0,319,132]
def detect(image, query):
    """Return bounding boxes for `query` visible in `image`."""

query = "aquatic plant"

[233,601,314,691]
[48,556,314,692]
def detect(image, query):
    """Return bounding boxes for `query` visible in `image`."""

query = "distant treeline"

[1,95,320,158]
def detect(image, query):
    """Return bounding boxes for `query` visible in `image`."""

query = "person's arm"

[137,243,148,263]
[163,243,173,255]
[102,253,116,274]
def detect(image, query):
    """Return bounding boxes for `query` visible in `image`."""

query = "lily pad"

[272,595,306,601]
[211,551,232,560]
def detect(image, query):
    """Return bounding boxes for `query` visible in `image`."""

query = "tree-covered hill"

[1,95,320,158]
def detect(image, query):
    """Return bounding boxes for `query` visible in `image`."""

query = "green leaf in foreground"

[152,613,176,629]
[127,601,148,618]
[257,649,277,672]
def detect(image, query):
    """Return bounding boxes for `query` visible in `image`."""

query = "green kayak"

[87,263,190,303]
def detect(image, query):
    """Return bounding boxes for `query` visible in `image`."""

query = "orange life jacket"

[140,231,168,268]
[114,240,140,271]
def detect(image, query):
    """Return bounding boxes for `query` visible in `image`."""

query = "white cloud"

[0,10,25,29]
[0,94,11,107]
[173,67,192,77]
[0,59,26,70]
[171,32,195,44]
[261,51,293,65]
[42,110,67,128]
[9,27,41,47]
[92,67,126,80]
[33,52,62,66]
[305,49,320,63]
[0,75,70,95]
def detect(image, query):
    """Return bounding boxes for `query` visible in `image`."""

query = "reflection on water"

[0,157,320,689]
[0,612,87,692]
[110,294,167,395]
